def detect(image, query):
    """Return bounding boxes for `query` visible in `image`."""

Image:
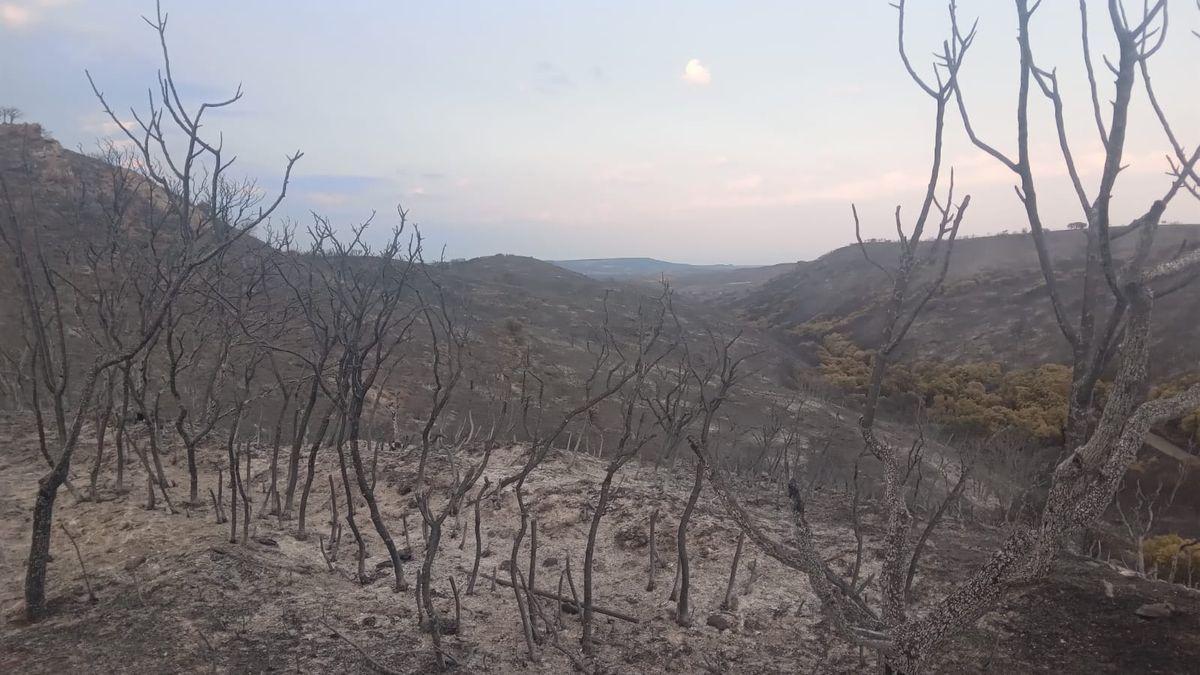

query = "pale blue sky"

[3,1,1199,264]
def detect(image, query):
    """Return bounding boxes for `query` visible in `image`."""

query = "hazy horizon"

[3,0,1199,264]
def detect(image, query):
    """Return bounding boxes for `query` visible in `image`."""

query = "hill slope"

[3,412,1200,673]
[735,228,1200,379]
[0,122,800,449]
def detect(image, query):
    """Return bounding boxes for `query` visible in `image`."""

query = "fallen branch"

[493,575,640,623]
[58,521,97,603]
[321,617,404,675]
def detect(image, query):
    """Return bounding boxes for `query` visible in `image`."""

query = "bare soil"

[3,412,1199,674]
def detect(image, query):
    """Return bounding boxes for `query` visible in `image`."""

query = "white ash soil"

[3,412,1200,674]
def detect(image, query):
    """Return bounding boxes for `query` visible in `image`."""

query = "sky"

[2,0,1199,265]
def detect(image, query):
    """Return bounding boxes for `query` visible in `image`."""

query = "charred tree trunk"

[114,376,130,492]
[646,508,659,591]
[418,514,448,669]
[721,531,746,611]
[508,499,538,662]
[467,478,491,595]
[345,404,408,592]
[296,411,333,538]
[285,376,321,513]
[228,448,238,543]
[24,369,103,620]
[675,457,705,625]
[88,382,114,500]
[332,429,368,582]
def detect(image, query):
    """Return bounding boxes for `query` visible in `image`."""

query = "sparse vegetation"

[2,1,1199,674]
[1152,374,1200,445]
[820,333,1082,443]
[1142,534,1200,582]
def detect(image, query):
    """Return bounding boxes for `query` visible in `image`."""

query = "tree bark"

[296,411,333,538]
[675,457,705,625]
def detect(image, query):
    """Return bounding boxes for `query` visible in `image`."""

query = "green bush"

[1142,534,1200,580]
[1151,374,1200,445]
[818,334,870,391]
[818,333,1071,443]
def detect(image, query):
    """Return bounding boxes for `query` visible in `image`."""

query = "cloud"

[682,59,711,86]
[294,174,393,210]
[293,174,388,193]
[79,113,135,137]
[829,83,864,97]
[0,3,32,27]
[684,170,931,211]
[305,191,351,207]
[597,162,655,186]
[525,61,574,95]
[727,174,763,192]
[1,0,75,29]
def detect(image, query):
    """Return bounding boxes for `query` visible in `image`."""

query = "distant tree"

[0,106,21,124]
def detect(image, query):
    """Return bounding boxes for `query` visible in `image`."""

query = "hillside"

[0,123,801,453]
[5,122,1200,675]
[735,227,1200,379]
[649,262,799,302]
[4,412,1200,673]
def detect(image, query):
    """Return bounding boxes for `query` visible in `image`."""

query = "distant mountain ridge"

[550,257,800,301]
[551,257,758,278]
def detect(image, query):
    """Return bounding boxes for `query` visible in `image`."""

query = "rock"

[124,554,148,571]
[744,616,766,631]
[375,559,394,570]
[1118,568,1139,578]
[361,615,378,627]
[614,523,649,549]
[1102,581,1114,598]
[500,559,513,572]
[253,536,279,547]
[397,548,413,562]
[1135,602,1175,619]
[706,613,737,631]
[542,556,559,568]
